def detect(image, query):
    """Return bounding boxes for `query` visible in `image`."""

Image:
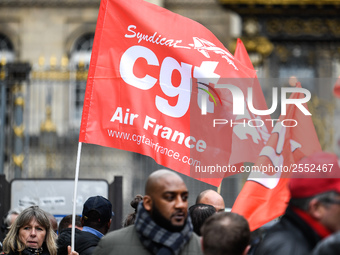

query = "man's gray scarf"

[134,202,193,255]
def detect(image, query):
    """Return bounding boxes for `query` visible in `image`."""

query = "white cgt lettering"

[120,45,159,90]
[156,57,191,118]
[119,45,220,118]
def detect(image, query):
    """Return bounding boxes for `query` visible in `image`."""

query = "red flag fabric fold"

[234,38,255,70]
[333,75,340,98]
[232,82,321,231]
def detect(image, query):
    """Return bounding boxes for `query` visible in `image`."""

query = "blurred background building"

[0,0,339,225]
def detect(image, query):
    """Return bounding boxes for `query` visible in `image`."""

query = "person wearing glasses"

[254,151,340,255]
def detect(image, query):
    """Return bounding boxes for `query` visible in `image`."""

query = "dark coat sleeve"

[312,232,340,255]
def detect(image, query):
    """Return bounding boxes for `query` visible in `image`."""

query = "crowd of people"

[0,151,339,255]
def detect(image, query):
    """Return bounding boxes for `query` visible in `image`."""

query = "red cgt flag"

[79,0,257,186]
[230,39,272,166]
[232,82,322,231]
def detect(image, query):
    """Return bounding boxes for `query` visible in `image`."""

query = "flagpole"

[217,183,222,194]
[71,142,82,252]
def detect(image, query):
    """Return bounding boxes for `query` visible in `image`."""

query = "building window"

[0,33,14,62]
[70,32,94,68]
[69,32,94,125]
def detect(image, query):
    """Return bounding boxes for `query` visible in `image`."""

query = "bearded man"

[93,169,202,255]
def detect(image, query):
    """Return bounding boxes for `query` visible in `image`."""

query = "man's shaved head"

[145,169,184,195]
[196,189,225,212]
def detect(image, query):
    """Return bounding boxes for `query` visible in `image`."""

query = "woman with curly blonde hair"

[2,206,57,255]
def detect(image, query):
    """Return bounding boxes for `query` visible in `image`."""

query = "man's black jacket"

[57,228,100,255]
[254,207,322,255]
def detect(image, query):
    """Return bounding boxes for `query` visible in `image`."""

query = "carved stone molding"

[0,0,100,7]
[265,18,340,38]
[218,0,340,16]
